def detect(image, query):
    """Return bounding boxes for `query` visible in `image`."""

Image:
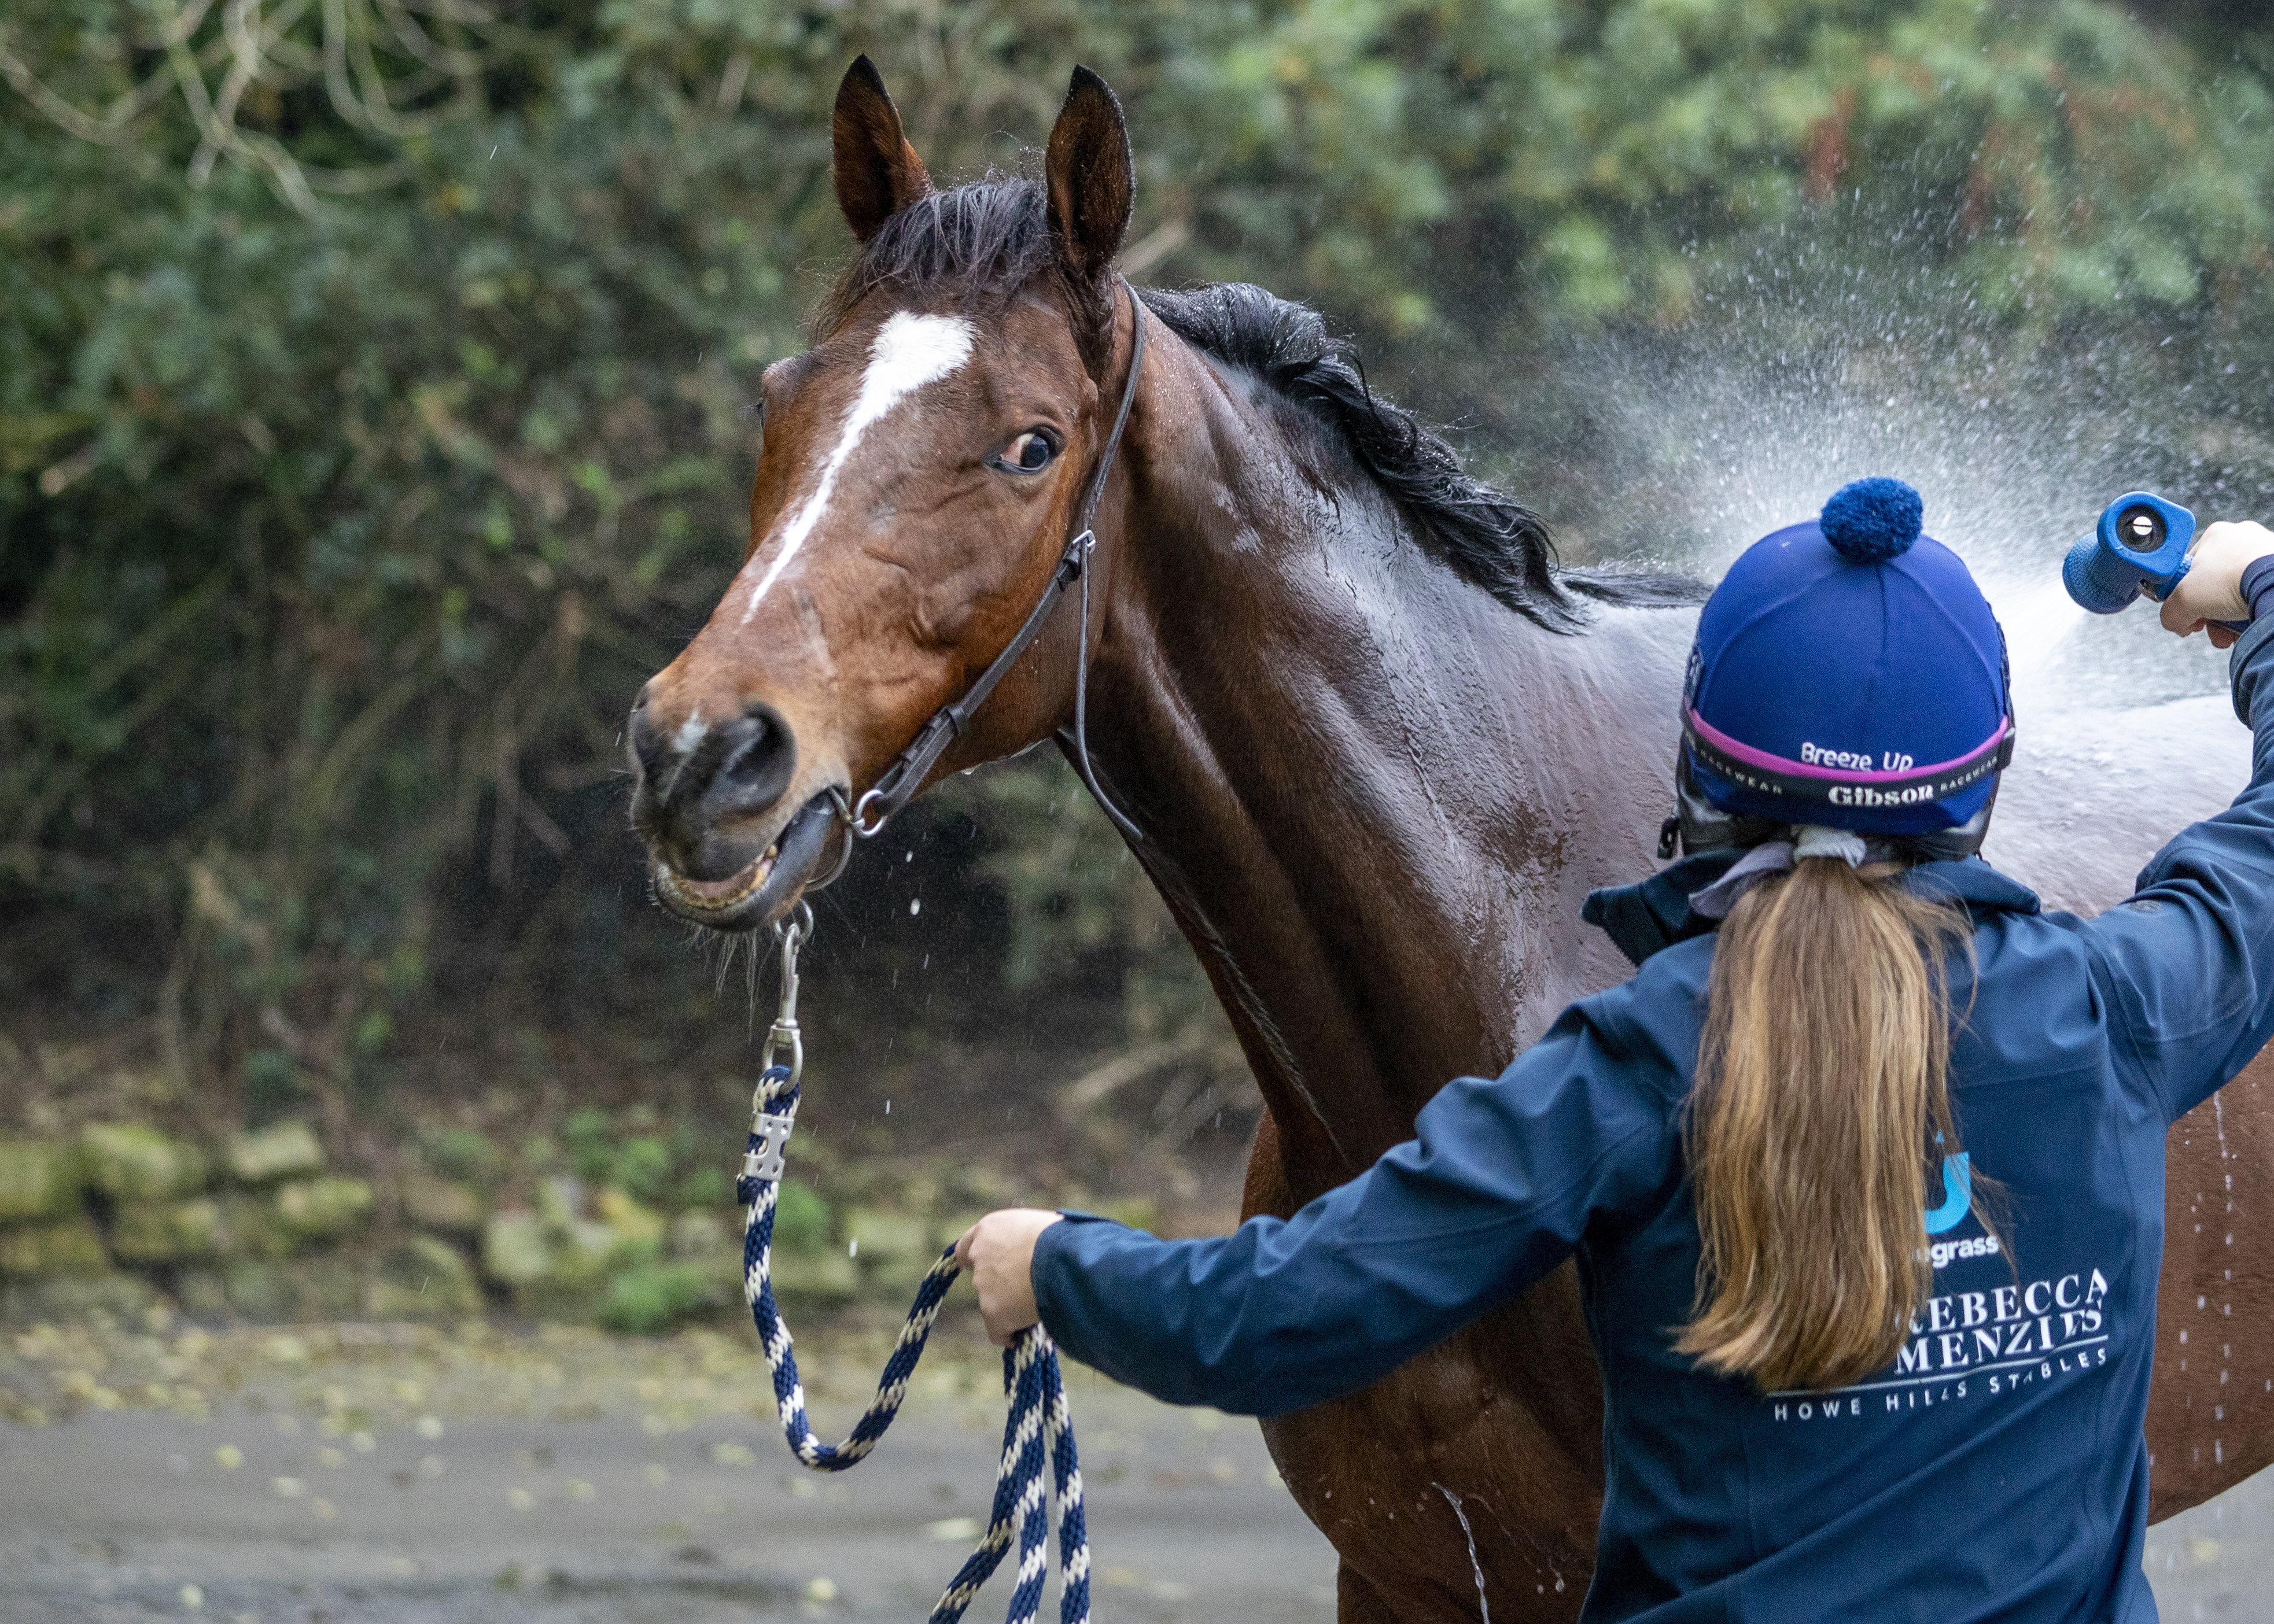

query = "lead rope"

[734,905,1091,1624]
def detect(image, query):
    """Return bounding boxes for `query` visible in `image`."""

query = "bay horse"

[627,58,2274,1622]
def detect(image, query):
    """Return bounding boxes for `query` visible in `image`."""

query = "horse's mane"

[821,174,1707,632]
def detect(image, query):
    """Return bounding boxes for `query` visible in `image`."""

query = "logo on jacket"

[1925,1153,1971,1235]
[1764,1150,2116,1422]
[1921,1155,1999,1268]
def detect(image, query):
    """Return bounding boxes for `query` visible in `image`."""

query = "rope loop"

[739,1064,1090,1624]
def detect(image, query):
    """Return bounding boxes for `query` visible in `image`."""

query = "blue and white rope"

[736,1064,1091,1624]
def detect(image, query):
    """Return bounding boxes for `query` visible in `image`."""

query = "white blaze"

[741,311,976,622]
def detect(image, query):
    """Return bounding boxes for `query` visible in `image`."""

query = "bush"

[772,1183,831,1256]
[0,1139,78,1224]
[599,1261,718,1335]
[6,0,2274,1124]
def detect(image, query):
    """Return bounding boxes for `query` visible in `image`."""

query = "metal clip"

[742,1111,795,1183]
[742,901,812,1190]
[757,900,811,1088]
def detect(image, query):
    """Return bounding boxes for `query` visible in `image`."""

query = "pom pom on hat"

[1820,477,1923,563]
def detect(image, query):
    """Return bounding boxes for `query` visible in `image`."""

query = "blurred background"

[5,0,2274,1548]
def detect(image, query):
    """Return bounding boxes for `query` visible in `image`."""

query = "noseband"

[843,280,1150,849]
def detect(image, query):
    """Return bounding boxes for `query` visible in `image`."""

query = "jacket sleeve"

[1027,986,1682,1416]
[2082,616,2274,1124]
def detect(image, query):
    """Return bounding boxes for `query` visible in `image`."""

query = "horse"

[625,58,2274,1622]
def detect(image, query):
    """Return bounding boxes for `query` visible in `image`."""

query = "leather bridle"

[839,279,1150,855]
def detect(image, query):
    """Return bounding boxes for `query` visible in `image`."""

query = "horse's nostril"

[711,703,797,812]
[631,699,797,871]
[720,713,779,780]
[627,702,670,782]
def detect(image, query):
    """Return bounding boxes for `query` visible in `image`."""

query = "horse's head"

[628,57,1137,931]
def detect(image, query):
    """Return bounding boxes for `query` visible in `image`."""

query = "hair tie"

[1687,841,1795,920]
[1794,826,1868,866]
[1687,826,1883,920]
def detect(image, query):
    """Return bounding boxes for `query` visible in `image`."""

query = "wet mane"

[821,174,1706,630]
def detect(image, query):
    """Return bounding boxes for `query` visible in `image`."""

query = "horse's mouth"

[649,789,842,932]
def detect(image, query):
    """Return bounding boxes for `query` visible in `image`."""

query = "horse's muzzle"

[646,788,841,932]
[628,696,838,930]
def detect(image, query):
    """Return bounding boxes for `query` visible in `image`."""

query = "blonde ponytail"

[1675,858,1977,1392]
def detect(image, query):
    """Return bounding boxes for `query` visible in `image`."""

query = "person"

[954,478,2274,1621]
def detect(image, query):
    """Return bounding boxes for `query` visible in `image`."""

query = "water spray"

[2062,492,2246,632]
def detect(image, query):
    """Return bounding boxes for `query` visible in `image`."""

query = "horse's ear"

[833,56,931,243]
[1044,65,1133,287]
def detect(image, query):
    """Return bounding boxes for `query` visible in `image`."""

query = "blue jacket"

[1032,617,2274,1622]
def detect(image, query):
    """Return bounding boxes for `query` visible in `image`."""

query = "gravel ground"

[0,1313,2263,1622]
[2150,1479,2274,1623]
[0,1313,1336,1623]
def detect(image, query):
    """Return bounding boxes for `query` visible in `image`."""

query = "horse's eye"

[996,430,1057,474]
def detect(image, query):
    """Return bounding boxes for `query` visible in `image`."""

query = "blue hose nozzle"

[2062,492,2198,615]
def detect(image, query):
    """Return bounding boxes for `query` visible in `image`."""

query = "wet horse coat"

[627,60,2274,1623]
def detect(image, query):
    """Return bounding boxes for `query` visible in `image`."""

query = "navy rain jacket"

[1031,618,2274,1622]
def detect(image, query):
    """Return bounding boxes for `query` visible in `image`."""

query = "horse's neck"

[1094,338,1691,1195]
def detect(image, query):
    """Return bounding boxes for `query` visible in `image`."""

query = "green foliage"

[420,1125,502,1182]
[562,1108,690,1202]
[772,1181,832,1256]
[240,1048,301,1125]
[612,1136,673,1205]
[3,0,2273,1112]
[673,1164,729,1212]
[967,765,1152,992]
[561,1109,616,1185]
[598,1258,716,1334]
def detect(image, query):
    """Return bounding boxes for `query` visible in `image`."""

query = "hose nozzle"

[2063,492,2196,614]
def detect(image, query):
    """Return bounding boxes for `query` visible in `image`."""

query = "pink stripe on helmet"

[1685,708,2011,785]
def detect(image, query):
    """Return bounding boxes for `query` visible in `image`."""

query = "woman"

[957,478,2274,1621]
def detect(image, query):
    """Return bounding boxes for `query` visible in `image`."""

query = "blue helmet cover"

[1684,479,2012,836]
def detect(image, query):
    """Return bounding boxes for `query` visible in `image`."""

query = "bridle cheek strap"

[849,279,1149,844]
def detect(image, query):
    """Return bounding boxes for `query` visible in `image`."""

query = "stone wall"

[0,1114,1015,1335]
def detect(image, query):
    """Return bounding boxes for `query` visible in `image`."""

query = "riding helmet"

[1673,477,2013,858]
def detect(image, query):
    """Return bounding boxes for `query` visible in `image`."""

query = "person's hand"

[2163,521,2274,650]
[953,1209,1063,1347]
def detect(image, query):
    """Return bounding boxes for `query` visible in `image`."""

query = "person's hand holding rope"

[956,1210,1062,1347]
